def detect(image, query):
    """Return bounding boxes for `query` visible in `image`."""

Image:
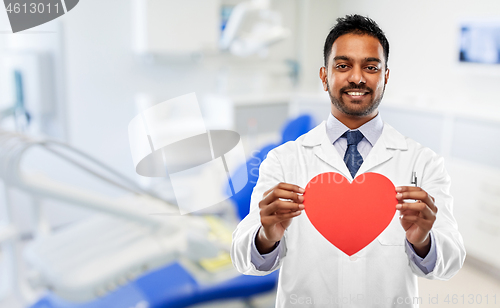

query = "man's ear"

[319,67,328,91]
[384,68,390,85]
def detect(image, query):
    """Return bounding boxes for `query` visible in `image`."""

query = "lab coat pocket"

[377,212,405,246]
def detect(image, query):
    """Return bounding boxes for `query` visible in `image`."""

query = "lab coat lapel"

[357,122,408,175]
[302,121,352,179]
[315,138,352,179]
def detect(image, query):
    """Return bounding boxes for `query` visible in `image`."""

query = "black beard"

[327,83,385,117]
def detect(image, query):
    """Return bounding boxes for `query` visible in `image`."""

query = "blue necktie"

[343,130,364,178]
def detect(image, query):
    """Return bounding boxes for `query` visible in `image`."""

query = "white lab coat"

[231,121,466,308]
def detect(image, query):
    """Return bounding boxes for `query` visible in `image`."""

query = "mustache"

[340,83,372,93]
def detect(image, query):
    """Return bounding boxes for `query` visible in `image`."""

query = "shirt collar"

[326,112,384,146]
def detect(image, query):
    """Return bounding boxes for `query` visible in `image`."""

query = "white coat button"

[349,255,358,261]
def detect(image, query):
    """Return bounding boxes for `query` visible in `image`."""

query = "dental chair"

[228,114,314,220]
[0,130,278,308]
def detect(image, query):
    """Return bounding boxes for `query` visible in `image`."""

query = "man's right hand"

[256,183,305,254]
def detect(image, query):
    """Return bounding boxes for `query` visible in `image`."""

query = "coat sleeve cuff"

[250,226,281,271]
[405,231,437,274]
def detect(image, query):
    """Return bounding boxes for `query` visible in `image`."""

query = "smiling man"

[231,15,465,308]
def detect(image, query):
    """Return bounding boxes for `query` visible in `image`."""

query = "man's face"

[320,33,389,118]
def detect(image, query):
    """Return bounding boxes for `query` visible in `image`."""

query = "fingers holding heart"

[395,186,438,213]
[395,187,437,232]
[397,201,435,220]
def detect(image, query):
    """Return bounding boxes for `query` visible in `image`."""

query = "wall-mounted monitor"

[459,20,500,64]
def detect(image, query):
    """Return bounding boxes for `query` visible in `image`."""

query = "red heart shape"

[303,172,397,256]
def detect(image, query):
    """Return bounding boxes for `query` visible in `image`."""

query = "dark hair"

[323,14,389,67]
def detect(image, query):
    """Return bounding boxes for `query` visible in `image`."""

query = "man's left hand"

[396,186,438,257]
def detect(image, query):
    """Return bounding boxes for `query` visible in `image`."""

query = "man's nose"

[347,66,366,85]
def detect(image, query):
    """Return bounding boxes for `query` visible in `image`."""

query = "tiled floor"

[1,257,499,307]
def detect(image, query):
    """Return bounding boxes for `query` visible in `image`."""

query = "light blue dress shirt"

[250,113,437,274]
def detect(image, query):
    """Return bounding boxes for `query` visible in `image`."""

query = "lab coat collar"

[302,120,407,150]
[380,122,408,151]
[301,120,408,179]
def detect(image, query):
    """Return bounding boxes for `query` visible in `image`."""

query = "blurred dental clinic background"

[0,0,500,307]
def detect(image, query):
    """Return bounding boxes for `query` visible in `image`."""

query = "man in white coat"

[231,15,465,307]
